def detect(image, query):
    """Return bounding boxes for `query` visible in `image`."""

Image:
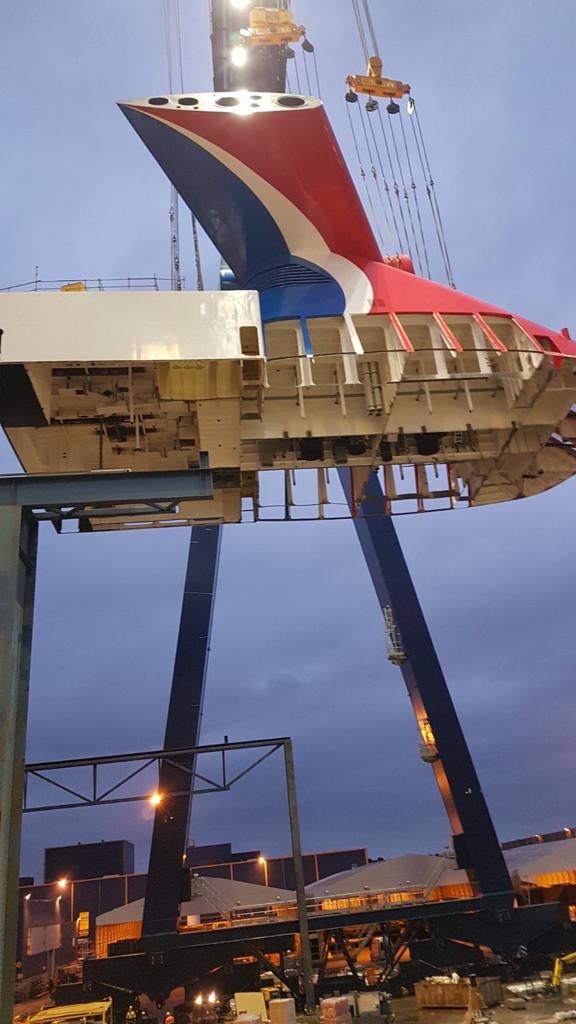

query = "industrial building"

[16,836,576,1002]
[15,841,368,995]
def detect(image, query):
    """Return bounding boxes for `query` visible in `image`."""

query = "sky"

[2,0,576,883]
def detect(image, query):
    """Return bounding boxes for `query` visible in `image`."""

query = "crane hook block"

[346,55,410,100]
[241,8,306,48]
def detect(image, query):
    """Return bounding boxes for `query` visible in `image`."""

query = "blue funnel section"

[120,104,345,321]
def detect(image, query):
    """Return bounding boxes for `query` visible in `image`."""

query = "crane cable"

[349,0,413,259]
[351,0,370,63]
[163,0,204,292]
[349,0,454,283]
[382,107,425,275]
[301,34,321,99]
[348,0,406,253]
[345,101,388,253]
[374,106,412,258]
[357,105,401,255]
[409,99,455,287]
[360,0,379,57]
[397,108,431,277]
[364,110,404,256]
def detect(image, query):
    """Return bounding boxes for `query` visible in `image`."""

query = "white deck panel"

[0,290,263,363]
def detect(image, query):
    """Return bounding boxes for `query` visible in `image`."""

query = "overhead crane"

[1,0,576,1017]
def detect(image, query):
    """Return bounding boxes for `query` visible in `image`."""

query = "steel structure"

[0,469,212,1020]
[23,737,315,1011]
[142,526,221,939]
[119,2,516,1008]
[1,2,574,1018]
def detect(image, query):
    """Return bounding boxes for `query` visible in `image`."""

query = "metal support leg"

[142,525,222,937]
[284,739,315,1013]
[340,470,511,897]
[0,507,38,1022]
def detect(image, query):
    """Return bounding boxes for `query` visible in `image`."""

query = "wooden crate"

[414,977,502,1009]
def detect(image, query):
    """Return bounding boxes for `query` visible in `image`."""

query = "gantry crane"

[141,0,511,960]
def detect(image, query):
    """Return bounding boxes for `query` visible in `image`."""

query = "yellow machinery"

[242,7,305,47]
[26,998,113,1024]
[59,282,87,292]
[346,55,410,100]
[551,951,576,992]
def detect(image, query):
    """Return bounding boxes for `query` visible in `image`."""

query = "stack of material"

[415,977,501,1009]
[269,999,297,1024]
[320,997,352,1024]
[235,1015,262,1024]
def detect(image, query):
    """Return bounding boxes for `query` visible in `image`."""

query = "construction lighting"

[230,0,251,9]
[25,893,31,901]
[231,45,248,68]
[194,995,203,1006]
[258,856,266,865]
[149,791,162,807]
[208,992,217,1005]
[57,878,68,890]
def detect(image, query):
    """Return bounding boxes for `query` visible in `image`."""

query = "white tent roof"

[505,839,576,881]
[305,854,468,897]
[96,875,294,926]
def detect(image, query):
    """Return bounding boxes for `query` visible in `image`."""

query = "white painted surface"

[0,291,263,363]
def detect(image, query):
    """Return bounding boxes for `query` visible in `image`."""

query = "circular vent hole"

[277,95,306,107]
[148,96,169,105]
[178,96,198,106]
[216,96,240,107]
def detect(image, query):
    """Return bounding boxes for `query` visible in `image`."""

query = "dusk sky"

[3,0,576,883]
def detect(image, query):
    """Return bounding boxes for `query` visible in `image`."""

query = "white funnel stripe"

[136,109,374,313]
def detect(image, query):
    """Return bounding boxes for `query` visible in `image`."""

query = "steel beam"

[25,737,288,772]
[0,469,213,509]
[340,470,512,897]
[0,507,38,1021]
[142,525,222,937]
[284,739,315,1014]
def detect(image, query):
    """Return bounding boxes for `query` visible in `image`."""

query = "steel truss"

[23,738,287,814]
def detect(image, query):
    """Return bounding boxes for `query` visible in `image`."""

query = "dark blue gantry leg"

[142,525,222,937]
[340,470,512,898]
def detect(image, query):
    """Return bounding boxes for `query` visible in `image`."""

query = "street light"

[149,791,162,807]
[258,856,269,887]
[56,878,68,890]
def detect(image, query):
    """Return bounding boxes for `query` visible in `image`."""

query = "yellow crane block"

[346,55,410,99]
[243,7,305,47]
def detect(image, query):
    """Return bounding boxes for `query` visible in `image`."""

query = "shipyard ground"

[14,994,574,1024]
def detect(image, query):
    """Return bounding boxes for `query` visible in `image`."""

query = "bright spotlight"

[258,856,266,865]
[231,45,248,68]
[208,992,217,1005]
[149,792,162,807]
[57,878,68,890]
[25,893,32,901]
[230,0,251,9]
[194,994,203,1006]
